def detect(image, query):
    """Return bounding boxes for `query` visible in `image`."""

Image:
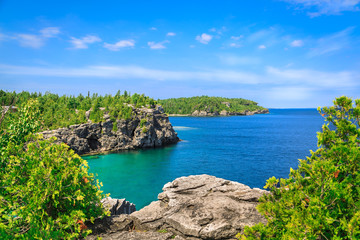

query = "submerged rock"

[89,175,268,240]
[39,106,179,155]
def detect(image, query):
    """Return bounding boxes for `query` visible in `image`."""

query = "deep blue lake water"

[83,109,324,209]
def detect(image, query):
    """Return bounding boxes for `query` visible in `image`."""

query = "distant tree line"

[158,96,266,114]
[0,90,156,130]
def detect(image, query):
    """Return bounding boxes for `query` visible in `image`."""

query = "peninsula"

[158,96,269,116]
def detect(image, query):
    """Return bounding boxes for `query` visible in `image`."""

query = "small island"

[158,96,269,116]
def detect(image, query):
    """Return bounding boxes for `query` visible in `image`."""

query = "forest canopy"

[158,96,267,115]
[0,90,156,130]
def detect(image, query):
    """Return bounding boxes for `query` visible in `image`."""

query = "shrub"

[0,100,107,239]
[140,119,147,128]
[241,96,360,239]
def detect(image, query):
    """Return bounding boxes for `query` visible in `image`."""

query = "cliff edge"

[40,105,179,155]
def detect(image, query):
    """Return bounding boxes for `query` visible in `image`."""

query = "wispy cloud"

[104,39,135,51]
[69,35,101,49]
[166,32,176,37]
[14,27,61,48]
[258,45,266,49]
[283,0,360,16]
[150,27,157,31]
[308,27,354,57]
[290,39,304,47]
[195,33,213,44]
[218,55,261,65]
[0,64,261,84]
[16,34,44,48]
[231,35,244,40]
[1,64,357,91]
[40,27,60,38]
[229,43,242,48]
[148,40,169,49]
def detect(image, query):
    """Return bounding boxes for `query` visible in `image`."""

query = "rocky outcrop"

[192,109,269,117]
[40,105,179,155]
[89,175,267,240]
[102,197,136,215]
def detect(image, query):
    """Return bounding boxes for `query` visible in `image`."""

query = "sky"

[0,0,360,108]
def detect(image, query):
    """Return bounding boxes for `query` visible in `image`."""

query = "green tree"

[241,96,360,239]
[0,100,107,239]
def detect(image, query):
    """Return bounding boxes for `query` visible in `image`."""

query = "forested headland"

[158,96,267,115]
[0,90,156,131]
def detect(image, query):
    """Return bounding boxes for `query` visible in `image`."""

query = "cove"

[83,109,324,209]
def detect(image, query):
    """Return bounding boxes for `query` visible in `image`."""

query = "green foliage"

[241,96,360,239]
[0,100,107,239]
[140,119,147,128]
[112,121,118,132]
[0,90,156,131]
[158,96,266,115]
[142,127,148,133]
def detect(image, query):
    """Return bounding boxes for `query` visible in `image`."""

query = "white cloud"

[209,28,217,32]
[167,32,176,37]
[69,35,101,49]
[231,35,244,40]
[258,45,266,49]
[148,40,169,49]
[150,27,157,31]
[40,27,60,38]
[104,40,135,51]
[229,43,242,48]
[195,33,213,44]
[0,64,358,95]
[309,27,353,57]
[266,66,357,88]
[218,55,261,65]
[290,39,304,47]
[16,34,44,48]
[283,0,360,16]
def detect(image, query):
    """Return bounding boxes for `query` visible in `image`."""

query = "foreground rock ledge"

[88,174,268,240]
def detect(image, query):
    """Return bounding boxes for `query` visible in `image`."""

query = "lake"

[83,109,324,209]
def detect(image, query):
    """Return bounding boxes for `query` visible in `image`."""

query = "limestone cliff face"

[40,106,179,155]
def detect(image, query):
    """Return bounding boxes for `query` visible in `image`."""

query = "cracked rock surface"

[89,175,268,240]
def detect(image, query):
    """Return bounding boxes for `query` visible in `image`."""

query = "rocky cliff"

[40,105,179,155]
[88,175,268,240]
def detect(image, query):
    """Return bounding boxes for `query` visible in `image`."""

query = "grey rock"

[131,175,268,239]
[39,106,179,155]
[102,197,136,215]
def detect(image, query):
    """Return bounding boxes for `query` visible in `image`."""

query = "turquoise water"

[83,109,324,209]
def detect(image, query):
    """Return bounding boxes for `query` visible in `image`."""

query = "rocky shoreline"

[169,109,269,117]
[40,105,179,155]
[88,175,268,240]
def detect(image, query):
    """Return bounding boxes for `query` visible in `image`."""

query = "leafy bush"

[241,96,360,239]
[140,119,147,128]
[0,100,107,239]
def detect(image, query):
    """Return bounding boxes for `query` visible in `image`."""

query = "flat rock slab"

[131,174,268,239]
[88,175,267,240]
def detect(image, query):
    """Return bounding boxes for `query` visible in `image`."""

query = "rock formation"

[40,105,179,155]
[89,175,268,240]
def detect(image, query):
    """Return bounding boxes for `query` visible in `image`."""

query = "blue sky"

[0,0,359,108]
